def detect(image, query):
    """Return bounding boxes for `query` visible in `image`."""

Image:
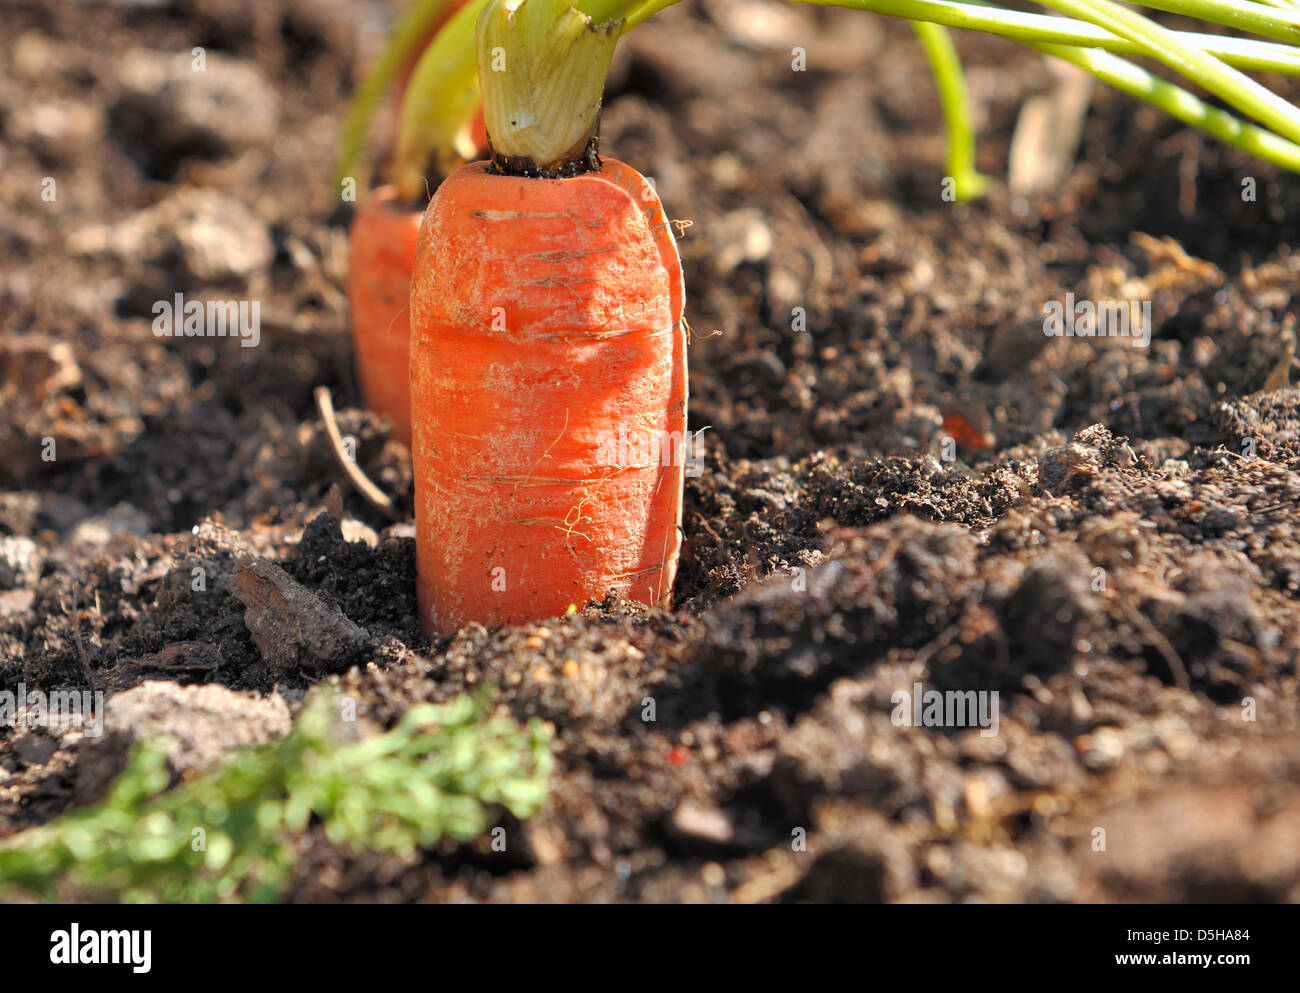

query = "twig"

[313,386,401,521]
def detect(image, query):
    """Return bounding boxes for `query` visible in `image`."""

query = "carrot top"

[394,0,491,200]
[336,0,467,190]
[384,0,1300,203]
[477,0,622,176]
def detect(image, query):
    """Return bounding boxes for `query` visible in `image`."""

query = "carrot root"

[347,186,425,447]
[410,157,687,632]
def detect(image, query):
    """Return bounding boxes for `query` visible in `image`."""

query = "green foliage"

[336,0,463,186]
[0,690,553,903]
[382,0,1300,201]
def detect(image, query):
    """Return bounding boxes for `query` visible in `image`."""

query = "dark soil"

[3,0,1299,903]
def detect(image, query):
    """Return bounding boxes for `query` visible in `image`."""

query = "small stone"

[340,519,379,548]
[172,192,273,283]
[1076,726,1126,770]
[670,802,736,845]
[0,535,41,589]
[68,189,272,286]
[1038,443,1100,495]
[0,590,35,616]
[232,557,370,676]
[701,861,726,888]
[69,503,151,549]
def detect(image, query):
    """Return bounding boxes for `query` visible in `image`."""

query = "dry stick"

[313,386,401,521]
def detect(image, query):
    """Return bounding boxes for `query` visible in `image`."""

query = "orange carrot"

[346,104,489,447]
[409,156,687,631]
[347,186,424,447]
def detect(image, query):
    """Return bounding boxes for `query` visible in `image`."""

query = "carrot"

[410,157,686,631]
[407,0,686,632]
[347,187,425,446]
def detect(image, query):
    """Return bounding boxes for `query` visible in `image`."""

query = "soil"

[3,0,1300,903]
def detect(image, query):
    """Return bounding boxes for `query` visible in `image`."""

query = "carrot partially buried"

[409,0,686,632]
[347,188,424,446]
[347,113,487,447]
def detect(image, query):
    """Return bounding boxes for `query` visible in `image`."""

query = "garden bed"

[2,0,1299,902]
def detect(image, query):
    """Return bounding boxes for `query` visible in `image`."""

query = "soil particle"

[68,188,274,287]
[1075,738,1300,902]
[232,555,370,677]
[0,536,41,590]
[1212,387,1300,460]
[785,809,917,904]
[13,732,59,767]
[675,517,981,721]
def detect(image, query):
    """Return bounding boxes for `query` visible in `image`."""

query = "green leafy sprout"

[0,689,554,903]
[342,0,1300,203]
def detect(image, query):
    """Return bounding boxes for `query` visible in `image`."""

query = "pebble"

[68,188,272,286]
[1075,726,1126,770]
[0,535,41,589]
[69,503,151,549]
[670,802,735,845]
[701,862,726,888]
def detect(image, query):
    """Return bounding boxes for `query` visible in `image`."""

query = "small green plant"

[0,689,553,903]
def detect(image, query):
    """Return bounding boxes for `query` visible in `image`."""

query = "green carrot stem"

[808,0,1300,75]
[1035,40,1300,170]
[1038,0,1300,145]
[384,0,1300,200]
[336,0,463,187]
[1124,0,1300,45]
[911,21,989,200]
[477,0,623,173]
[395,0,492,200]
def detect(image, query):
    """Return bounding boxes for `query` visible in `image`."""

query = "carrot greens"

[378,0,1300,202]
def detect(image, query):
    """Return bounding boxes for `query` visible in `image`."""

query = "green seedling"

[0,689,553,903]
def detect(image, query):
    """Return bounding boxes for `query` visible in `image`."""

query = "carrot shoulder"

[409,158,686,632]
